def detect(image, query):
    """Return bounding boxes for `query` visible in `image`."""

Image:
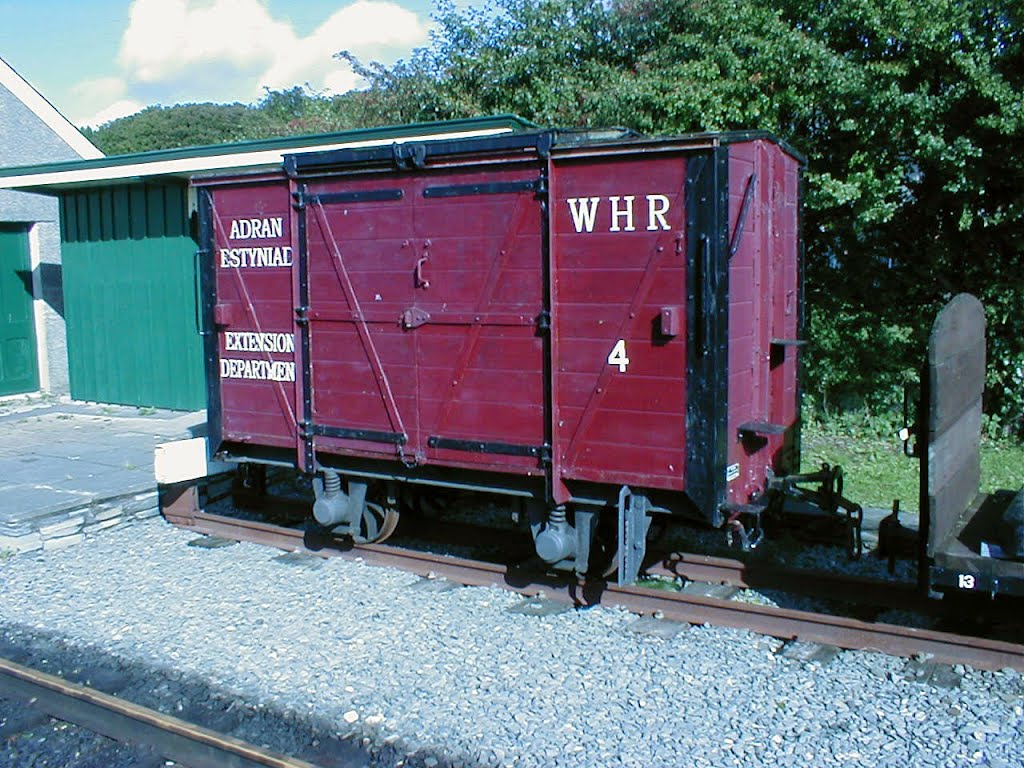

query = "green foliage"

[84,0,1024,432]
[83,103,277,154]
[978,288,1024,435]
[82,88,366,155]
[804,305,918,415]
[802,418,1023,510]
[254,86,365,137]
[343,0,1023,432]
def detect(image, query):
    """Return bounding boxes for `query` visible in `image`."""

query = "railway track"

[0,655,317,768]
[162,491,1024,673]
[650,551,926,611]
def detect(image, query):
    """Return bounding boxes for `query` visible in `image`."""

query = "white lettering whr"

[608,196,636,232]
[646,195,671,230]
[566,197,600,233]
[565,194,675,234]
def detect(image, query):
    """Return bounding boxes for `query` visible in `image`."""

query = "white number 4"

[608,339,629,372]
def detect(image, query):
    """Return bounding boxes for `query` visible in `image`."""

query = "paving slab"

[0,395,204,546]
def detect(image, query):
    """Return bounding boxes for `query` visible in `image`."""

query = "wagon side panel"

[725,140,802,506]
[414,166,547,472]
[201,180,299,455]
[550,152,689,493]
[301,174,419,463]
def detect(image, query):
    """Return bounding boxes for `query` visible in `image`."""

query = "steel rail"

[650,552,927,612]
[173,510,1024,672]
[0,656,318,768]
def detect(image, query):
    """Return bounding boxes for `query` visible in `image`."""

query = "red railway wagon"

[195,129,805,580]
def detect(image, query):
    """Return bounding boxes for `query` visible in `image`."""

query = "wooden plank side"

[928,438,981,557]
[930,339,986,430]
[929,401,983,494]
[926,293,986,557]
[550,151,689,492]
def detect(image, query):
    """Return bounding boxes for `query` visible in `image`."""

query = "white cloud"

[72,77,127,104]
[83,99,148,128]
[115,0,427,98]
[67,0,429,127]
[259,1,426,94]
[118,0,291,83]
[69,77,145,127]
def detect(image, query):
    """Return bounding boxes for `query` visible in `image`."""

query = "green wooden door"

[0,226,39,397]
[61,183,205,410]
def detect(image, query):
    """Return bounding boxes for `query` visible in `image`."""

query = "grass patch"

[801,420,1023,511]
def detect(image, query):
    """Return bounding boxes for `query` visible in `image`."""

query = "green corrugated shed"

[60,183,204,410]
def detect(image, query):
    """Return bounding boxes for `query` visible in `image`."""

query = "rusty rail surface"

[161,489,1024,673]
[649,552,929,612]
[0,656,318,768]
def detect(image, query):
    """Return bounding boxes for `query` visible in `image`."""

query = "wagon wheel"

[352,501,400,544]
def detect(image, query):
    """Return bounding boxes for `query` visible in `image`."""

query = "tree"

[344,0,1024,428]
[84,0,1024,429]
[254,86,362,136]
[84,89,369,155]
[83,103,276,154]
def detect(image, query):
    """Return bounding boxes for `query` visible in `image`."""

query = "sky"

[0,0,455,128]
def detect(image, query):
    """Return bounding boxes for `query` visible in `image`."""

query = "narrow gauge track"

[219,480,927,614]
[163,503,1024,673]
[0,656,317,768]
[651,552,926,611]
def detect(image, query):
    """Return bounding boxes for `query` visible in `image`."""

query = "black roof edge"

[547,128,806,166]
[283,127,806,174]
[284,130,555,175]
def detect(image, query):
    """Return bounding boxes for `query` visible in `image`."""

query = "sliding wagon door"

[302,163,546,474]
[414,165,546,473]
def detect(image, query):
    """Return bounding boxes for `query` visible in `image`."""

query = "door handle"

[415,256,430,289]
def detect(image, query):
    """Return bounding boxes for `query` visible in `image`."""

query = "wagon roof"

[552,128,806,166]
[0,115,537,192]
[278,127,806,175]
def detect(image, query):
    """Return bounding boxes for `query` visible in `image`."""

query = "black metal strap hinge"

[313,189,404,204]
[423,179,540,198]
[538,443,552,467]
[428,436,549,461]
[534,174,549,199]
[535,310,551,334]
[314,425,407,445]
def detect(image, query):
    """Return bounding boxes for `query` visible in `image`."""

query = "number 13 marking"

[957,573,976,590]
[608,339,629,372]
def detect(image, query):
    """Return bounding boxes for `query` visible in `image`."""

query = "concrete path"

[0,395,204,551]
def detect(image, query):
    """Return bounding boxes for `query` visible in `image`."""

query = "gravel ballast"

[1,518,1022,768]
